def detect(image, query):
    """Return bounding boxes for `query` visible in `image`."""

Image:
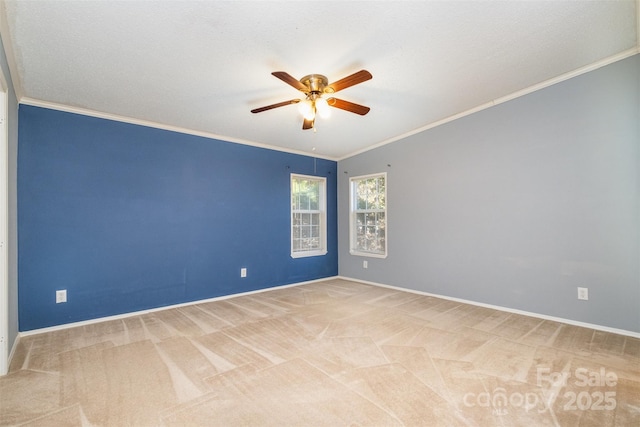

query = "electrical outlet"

[56,289,67,303]
[577,287,588,301]
[363,260,368,269]
[240,268,247,278]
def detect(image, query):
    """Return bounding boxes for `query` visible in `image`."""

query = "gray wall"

[0,32,19,359]
[339,54,639,333]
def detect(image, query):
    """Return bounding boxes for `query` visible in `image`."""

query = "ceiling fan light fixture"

[315,97,331,119]
[252,69,372,130]
[298,99,315,120]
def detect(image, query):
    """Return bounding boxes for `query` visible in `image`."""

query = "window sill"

[291,250,328,259]
[350,250,387,259]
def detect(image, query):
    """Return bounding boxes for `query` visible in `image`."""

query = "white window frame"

[349,172,387,258]
[291,174,327,258]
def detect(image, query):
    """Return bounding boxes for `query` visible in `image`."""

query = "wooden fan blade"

[251,99,300,113]
[327,98,370,115]
[302,117,315,130]
[326,70,372,93]
[272,71,308,92]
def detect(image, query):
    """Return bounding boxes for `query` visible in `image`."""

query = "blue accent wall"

[18,105,337,331]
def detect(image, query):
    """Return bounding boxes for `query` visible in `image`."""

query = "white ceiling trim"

[20,44,639,163]
[4,0,639,162]
[339,47,640,161]
[19,97,338,161]
[4,2,342,160]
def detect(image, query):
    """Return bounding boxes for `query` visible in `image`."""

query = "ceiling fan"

[251,70,372,130]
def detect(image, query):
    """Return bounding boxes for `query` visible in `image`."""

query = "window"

[291,174,327,258]
[350,173,387,257]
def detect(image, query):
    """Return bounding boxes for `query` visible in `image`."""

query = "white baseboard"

[18,275,640,340]
[338,276,640,339]
[6,333,20,372]
[18,277,333,338]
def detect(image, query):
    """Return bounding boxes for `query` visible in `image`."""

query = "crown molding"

[19,97,338,161]
[338,47,640,161]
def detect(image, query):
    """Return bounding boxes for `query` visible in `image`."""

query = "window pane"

[357,197,366,210]
[350,173,386,256]
[308,181,319,210]
[309,196,319,210]
[300,194,310,210]
[291,174,326,257]
[356,181,367,209]
[365,212,376,225]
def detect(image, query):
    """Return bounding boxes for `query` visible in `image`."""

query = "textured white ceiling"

[1,1,638,159]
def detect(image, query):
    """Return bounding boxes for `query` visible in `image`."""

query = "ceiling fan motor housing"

[300,74,330,94]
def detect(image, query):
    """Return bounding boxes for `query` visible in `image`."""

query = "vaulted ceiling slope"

[1,1,638,160]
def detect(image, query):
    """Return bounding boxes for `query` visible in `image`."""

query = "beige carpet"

[1,279,638,426]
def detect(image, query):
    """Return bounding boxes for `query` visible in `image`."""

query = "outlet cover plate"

[56,289,67,303]
[577,287,588,300]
